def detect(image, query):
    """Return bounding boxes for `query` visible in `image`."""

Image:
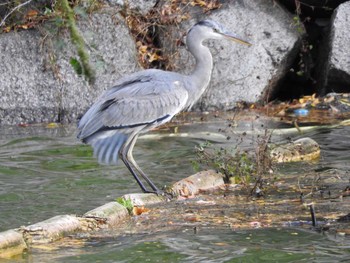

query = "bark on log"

[22,215,82,244]
[0,230,27,258]
[122,193,165,206]
[171,170,225,197]
[270,137,321,163]
[0,170,226,257]
[84,202,129,227]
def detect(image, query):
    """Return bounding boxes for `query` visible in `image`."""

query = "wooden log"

[171,170,225,197]
[0,170,225,256]
[0,230,27,258]
[270,137,321,163]
[22,215,82,244]
[122,193,165,206]
[84,202,129,227]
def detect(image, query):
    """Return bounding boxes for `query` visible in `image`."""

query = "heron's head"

[189,20,251,46]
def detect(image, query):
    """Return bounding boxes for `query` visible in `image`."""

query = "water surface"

[1,121,350,261]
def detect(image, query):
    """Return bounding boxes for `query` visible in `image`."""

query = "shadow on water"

[0,119,350,261]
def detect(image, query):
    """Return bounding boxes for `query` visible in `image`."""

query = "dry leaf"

[26,10,39,19]
[148,53,162,62]
[46,123,59,128]
[3,26,11,33]
[133,206,150,216]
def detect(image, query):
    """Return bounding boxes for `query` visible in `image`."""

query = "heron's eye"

[213,28,219,33]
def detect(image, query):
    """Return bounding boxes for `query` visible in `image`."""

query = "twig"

[0,0,33,27]
[0,2,11,7]
[309,203,317,227]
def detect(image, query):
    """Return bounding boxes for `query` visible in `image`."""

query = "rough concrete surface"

[109,0,157,14]
[159,0,302,110]
[0,7,139,125]
[326,1,350,92]
[1,0,302,124]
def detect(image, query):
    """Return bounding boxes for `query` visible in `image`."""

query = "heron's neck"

[186,40,213,108]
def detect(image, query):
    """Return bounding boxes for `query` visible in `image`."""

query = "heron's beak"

[223,33,252,46]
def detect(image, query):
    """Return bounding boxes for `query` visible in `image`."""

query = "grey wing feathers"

[102,84,187,127]
[92,132,128,164]
[77,69,189,141]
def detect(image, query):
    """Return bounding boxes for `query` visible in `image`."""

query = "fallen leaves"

[1,8,52,33]
[25,9,39,19]
[133,206,150,216]
[190,0,222,11]
[122,0,224,69]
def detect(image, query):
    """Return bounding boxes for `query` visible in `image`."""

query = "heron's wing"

[78,70,189,140]
[102,81,188,127]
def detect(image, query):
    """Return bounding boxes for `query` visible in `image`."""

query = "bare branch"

[0,0,33,27]
[0,2,12,7]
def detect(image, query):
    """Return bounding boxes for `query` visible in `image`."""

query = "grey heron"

[77,20,251,194]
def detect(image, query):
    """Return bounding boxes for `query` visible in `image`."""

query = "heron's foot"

[143,189,163,195]
[161,186,177,200]
[143,188,174,200]
[161,191,175,201]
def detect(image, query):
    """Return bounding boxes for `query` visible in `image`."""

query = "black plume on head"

[189,20,225,34]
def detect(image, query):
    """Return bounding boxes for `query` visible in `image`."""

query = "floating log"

[0,169,228,257]
[22,215,82,244]
[171,170,225,197]
[0,230,27,258]
[122,193,165,206]
[270,137,321,163]
[84,202,129,227]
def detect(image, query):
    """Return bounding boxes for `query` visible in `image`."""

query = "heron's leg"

[120,154,149,193]
[119,135,150,193]
[126,134,161,194]
[120,134,161,194]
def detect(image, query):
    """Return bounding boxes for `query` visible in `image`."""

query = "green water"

[12,228,350,262]
[0,125,197,230]
[1,123,350,262]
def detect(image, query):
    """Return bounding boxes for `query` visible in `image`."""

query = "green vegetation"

[0,0,99,83]
[194,142,255,185]
[57,0,95,83]
[116,197,133,214]
[193,130,273,195]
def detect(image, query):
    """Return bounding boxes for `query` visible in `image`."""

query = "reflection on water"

[1,122,350,261]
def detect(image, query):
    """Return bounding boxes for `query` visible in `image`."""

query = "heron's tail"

[87,132,128,165]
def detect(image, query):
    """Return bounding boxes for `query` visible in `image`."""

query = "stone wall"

[0,0,349,125]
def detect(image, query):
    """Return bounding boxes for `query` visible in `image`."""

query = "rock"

[108,0,157,14]
[58,8,140,123]
[0,0,52,26]
[0,1,304,124]
[280,0,347,17]
[158,0,303,110]
[0,7,139,125]
[323,1,350,93]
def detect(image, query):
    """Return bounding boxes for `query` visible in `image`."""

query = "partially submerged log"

[84,202,129,227]
[22,215,82,244]
[171,170,225,197]
[0,230,27,258]
[270,137,321,163]
[0,170,227,257]
[122,193,165,206]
